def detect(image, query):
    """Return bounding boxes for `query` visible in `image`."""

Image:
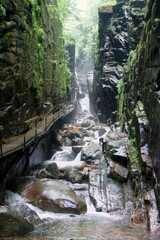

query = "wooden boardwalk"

[0,100,76,158]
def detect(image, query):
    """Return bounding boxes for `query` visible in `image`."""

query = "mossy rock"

[0,211,34,237]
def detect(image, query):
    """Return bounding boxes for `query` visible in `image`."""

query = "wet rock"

[0,206,34,237]
[72,146,82,155]
[99,128,106,136]
[77,92,85,99]
[64,169,87,184]
[112,146,128,166]
[87,115,96,121]
[72,138,84,146]
[59,126,80,140]
[82,142,102,162]
[89,168,125,212]
[45,162,60,178]
[55,134,63,146]
[51,151,74,162]
[16,179,87,214]
[109,161,128,182]
[130,207,147,226]
[36,168,56,179]
[37,162,60,180]
[55,160,87,172]
[144,189,160,232]
[81,121,91,128]
[64,137,72,146]
[9,202,42,225]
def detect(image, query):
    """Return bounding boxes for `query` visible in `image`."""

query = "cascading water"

[1,76,160,240]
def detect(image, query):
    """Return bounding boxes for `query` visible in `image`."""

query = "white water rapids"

[2,81,160,240]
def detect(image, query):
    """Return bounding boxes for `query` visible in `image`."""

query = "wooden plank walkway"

[0,101,76,158]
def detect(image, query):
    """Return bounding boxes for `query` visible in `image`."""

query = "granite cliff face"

[118,0,160,232]
[0,0,72,138]
[92,0,145,123]
[92,0,160,232]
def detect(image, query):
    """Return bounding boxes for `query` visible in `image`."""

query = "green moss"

[0,4,6,17]
[99,0,117,7]
[2,32,12,47]
[37,28,44,43]
[127,138,140,171]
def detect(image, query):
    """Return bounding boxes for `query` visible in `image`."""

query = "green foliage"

[64,0,110,72]
[117,78,123,94]
[2,32,12,46]
[99,0,117,7]
[127,138,140,170]
[154,18,159,23]
[37,28,44,43]
[0,3,6,17]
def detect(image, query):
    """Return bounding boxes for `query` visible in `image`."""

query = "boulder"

[16,179,87,215]
[82,142,102,162]
[46,162,60,178]
[77,92,85,99]
[36,163,60,180]
[36,168,56,179]
[59,126,80,140]
[112,145,128,166]
[55,134,63,146]
[64,137,72,146]
[81,121,91,128]
[64,169,87,184]
[72,138,84,146]
[99,128,106,136]
[89,169,125,212]
[55,160,87,172]
[109,161,128,182]
[50,151,74,162]
[72,146,82,156]
[0,206,34,237]
[9,202,42,225]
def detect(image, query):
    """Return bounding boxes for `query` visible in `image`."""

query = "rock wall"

[118,0,160,232]
[0,0,71,138]
[92,0,145,123]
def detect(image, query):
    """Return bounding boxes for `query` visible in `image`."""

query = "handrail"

[0,88,78,158]
[24,116,40,124]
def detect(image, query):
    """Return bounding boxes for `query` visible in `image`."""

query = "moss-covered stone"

[118,0,160,223]
[0,0,71,138]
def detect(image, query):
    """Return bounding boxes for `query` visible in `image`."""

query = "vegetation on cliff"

[0,0,72,138]
[118,0,160,230]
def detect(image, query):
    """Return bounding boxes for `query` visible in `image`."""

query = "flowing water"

[1,83,160,240]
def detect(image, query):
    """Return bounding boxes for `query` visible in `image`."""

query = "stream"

[1,81,160,240]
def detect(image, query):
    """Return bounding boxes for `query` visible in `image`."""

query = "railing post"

[0,144,2,157]
[24,136,26,147]
[45,116,47,131]
[0,130,2,157]
[35,119,37,139]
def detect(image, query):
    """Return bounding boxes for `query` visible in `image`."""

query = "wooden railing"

[0,90,77,158]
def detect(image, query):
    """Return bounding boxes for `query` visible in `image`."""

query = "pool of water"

[3,212,160,240]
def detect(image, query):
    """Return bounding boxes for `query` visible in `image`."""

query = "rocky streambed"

[0,93,160,239]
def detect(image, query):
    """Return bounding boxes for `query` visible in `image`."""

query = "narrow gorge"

[0,0,160,239]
